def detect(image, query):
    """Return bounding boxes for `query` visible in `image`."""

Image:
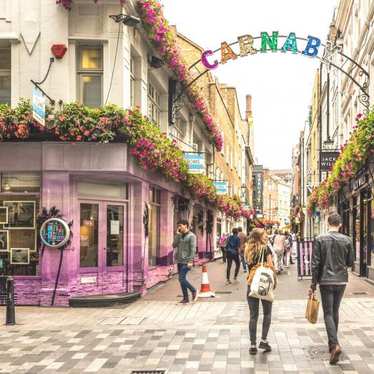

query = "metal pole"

[6,277,16,326]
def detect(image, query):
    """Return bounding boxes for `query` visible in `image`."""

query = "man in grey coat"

[172,219,198,304]
[309,212,354,365]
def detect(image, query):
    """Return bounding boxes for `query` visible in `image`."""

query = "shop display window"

[80,203,99,267]
[0,173,40,276]
[106,205,124,266]
[148,187,161,266]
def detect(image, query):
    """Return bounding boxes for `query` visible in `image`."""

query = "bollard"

[5,277,15,326]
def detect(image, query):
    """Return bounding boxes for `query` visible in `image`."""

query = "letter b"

[303,35,321,57]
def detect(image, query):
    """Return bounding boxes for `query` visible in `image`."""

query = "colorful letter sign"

[201,32,323,69]
[184,152,206,175]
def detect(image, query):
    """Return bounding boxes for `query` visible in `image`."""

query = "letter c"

[201,50,219,69]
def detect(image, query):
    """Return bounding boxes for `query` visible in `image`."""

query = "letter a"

[281,32,298,54]
[238,35,257,57]
[261,31,279,52]
[220,42,237,64]
[302,35,321,57]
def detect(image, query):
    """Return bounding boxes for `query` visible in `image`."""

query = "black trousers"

[320,285,346,347]
[247,286,272,345]
[226,253,240,280]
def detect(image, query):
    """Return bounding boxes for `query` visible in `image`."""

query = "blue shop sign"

[184,152,206,175]
[32,86,46,126]
[213,181,228,195]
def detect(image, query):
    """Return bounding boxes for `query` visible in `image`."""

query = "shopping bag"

[305,295,320,324]
[248,249,275,302]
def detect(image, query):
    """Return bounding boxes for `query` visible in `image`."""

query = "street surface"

[1,261,374,373]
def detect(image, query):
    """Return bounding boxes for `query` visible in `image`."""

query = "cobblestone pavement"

[1,263,374,373]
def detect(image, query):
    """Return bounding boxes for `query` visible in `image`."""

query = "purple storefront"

[0,142,216,306]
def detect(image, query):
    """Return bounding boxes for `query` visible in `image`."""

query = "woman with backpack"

[245,228,276,355]
[225,228,241,284]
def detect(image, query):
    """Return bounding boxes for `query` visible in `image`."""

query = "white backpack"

[248,248,275,302]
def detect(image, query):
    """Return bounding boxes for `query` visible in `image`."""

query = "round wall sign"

[40,218,70,248]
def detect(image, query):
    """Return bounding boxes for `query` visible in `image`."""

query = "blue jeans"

[178,263,196,300]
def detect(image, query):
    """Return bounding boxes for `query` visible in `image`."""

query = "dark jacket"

[311,231,354,288]
[226,234,240,256]
[172,231,196,264]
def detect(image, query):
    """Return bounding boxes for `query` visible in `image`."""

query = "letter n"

[261,31,279,52]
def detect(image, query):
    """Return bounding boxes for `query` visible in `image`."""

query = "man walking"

[237,227,248,273]
[309,212,354,365]
[172,219,198,304]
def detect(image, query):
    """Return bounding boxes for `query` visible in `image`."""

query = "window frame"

[76,45,104,107]
[0,46,11,105]
[147,80,161,126]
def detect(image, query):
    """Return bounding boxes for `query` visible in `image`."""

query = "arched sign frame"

[172,33,370,120]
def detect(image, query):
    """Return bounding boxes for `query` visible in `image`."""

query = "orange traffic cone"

[198,265,215,298]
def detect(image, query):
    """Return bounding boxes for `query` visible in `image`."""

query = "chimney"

[245,95,252,119]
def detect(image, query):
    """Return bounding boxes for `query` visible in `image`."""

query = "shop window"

[148,187,161,266]
[106,205,124,266]
[0,47,11,105]
[0,173,41,276]
[77,45,103,107]
[1,173,40,193]
[148,81,161,126]
[130,56,136,107]
[80,203,98,267]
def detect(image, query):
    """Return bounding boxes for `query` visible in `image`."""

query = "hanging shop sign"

[213,181,228,195]
[184,152,206,175]
[40,217,71,248]
[350,171,368,191]
[320,151,340,172]
[201,32,322,69]
[32,86,46,126]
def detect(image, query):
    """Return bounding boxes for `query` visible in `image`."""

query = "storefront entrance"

[360,189,372,277]
[79,200,128,294]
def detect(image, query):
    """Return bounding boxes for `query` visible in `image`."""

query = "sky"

[161,0,337,169]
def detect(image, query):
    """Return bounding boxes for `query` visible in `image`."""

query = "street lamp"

[109,14,141,27]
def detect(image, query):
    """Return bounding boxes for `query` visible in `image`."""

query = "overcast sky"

[162,0,337,169]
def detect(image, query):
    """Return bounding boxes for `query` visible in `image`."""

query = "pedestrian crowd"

[172,212,354,366]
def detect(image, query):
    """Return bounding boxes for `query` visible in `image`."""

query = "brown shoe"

[329,344,342,365]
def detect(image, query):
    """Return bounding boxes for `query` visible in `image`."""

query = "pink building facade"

[0,142,216,306]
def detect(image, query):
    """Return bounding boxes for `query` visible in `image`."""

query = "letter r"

[302,35,321,57]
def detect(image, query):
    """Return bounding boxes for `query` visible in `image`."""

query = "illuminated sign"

[40,218,70,248]
[201,32,322,69]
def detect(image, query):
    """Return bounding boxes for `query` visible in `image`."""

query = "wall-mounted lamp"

[149,55,164,69]
[109,14,141,27]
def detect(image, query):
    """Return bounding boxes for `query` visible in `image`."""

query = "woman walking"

[245,228,275,354]
[273,230,286,273]
[225,228,241,284]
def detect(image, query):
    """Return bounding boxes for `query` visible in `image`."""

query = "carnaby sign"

[320,151,340,172]
[201,32,323,69]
